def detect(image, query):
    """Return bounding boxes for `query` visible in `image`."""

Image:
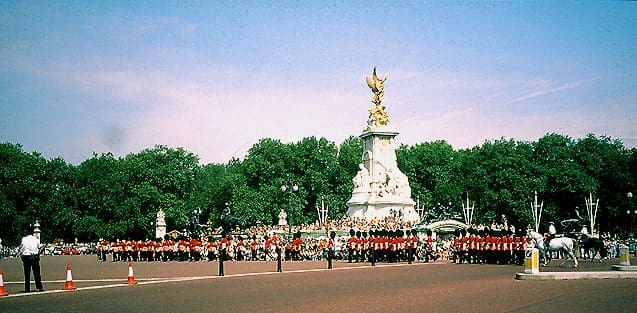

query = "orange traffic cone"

[126,262,137,285]
[62,264,77,290]
[0,268,9,296]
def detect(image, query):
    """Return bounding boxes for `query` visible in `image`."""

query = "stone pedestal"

[155,209,166,240]
[346,124,419,224]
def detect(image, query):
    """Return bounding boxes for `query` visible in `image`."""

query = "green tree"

[574,134,632,232]
[333,136,363,218]
[75,152,126,241]
[0,143,50,244]
[118,145,199,239]
[397,140,461,214]
[466,138,537,227]
[532,133,595,227]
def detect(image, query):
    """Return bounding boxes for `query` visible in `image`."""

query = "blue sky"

[1,1,635,164]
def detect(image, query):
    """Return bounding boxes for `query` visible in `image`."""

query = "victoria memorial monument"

[346,68,420,224]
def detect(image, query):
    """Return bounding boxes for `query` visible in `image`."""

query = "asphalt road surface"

[1,255,636,312]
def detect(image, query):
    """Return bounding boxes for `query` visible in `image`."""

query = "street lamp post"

[33,220,41,240]
[628,192,635,239]
[585,193,599,237]
[462,193,474,226]
[530,191,543,233]
[415,196,426,222]
[149,221,154,239]
[281,183,298,241]
[316,197,328,229]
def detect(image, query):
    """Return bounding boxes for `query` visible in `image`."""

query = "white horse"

[526,230,578,267]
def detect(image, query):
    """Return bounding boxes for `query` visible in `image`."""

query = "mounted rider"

[546,222,557,242]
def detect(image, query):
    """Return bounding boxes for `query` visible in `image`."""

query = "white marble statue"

[278,209,288,226]
[346,68,419,223]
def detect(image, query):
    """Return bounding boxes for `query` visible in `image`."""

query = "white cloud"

[504,78,599,106]
[59,67,370,163]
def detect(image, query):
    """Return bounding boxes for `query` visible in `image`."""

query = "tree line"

[1,133,635,245]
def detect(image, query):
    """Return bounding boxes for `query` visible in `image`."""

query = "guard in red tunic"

[218,233,228,276]
[347,229,357,263]
[460,229,469,264]
[410,229,419,263]
[250,235,258,261]
[356,231,364,262]
[292,231,303,261]
[263,235,276,261]
[468,228,477,264]
[98,239,109,262]
[206,237,217,262]
[406,230,413,264]
[327,231,336,269]
[424,231,432,262]
[163,236,174,262]
[236,236,246,261]
[369,230,376,266]
[361,232,369,263]
[453,230,461,264]
[477,230,485,264]
[190,236,202,262]
[514,231,525,265]
[484,229,493,264]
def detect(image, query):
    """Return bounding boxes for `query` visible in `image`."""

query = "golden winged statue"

[365,67,389,126]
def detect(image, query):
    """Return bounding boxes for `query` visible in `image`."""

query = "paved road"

[1,255,636,312]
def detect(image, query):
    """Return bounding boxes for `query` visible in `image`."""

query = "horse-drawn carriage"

[525,218,608,267]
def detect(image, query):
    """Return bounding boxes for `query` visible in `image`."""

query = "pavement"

[1,255,636,313]
[515,255,637,280]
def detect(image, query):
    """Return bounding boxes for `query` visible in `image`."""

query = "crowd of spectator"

[1,216,635,263]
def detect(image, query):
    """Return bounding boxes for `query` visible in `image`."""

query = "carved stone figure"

[155,209,167,240]
[353,164,370,191]
[156,209,166,226]
[278,209,288,226]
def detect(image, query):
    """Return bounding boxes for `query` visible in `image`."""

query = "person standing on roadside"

[327,231,335,269]
[20,232,44,292]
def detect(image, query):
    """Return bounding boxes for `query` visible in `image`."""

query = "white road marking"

[1,262,438,298]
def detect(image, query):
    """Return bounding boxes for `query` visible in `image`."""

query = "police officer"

[19,232,44,292]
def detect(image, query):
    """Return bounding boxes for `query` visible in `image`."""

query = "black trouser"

[21,255,43,291]
[370,247,376,266]
[218,250,225,276]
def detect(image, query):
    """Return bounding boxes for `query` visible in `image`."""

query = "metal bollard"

[619,245,630,266]
[524,248,539,274]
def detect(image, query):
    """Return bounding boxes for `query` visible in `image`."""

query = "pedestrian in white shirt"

[19,234,44,292]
